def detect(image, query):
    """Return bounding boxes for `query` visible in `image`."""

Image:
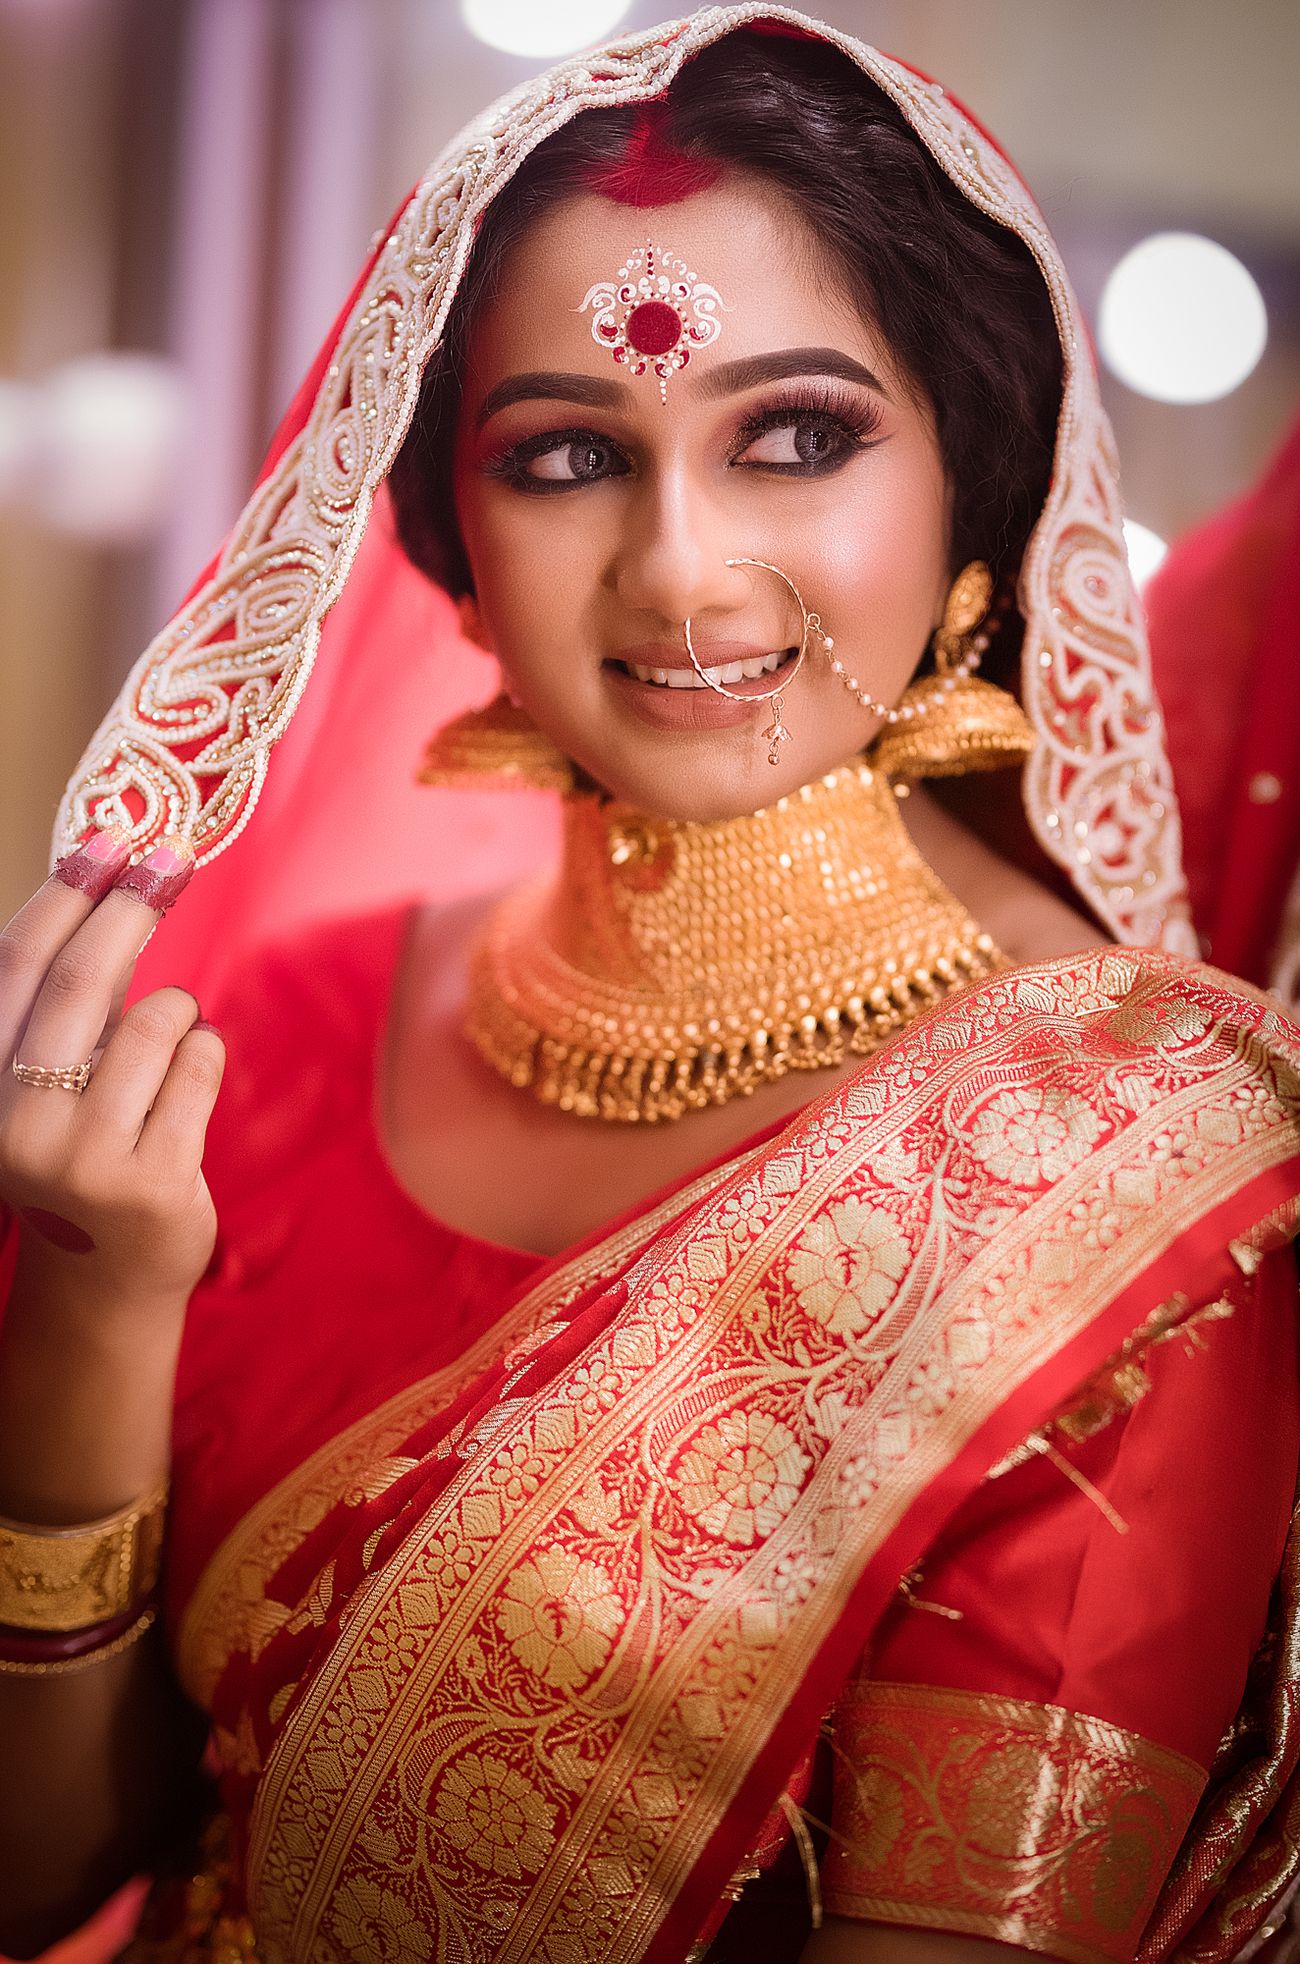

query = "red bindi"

[624,300,684,358]
[579,241,728,403]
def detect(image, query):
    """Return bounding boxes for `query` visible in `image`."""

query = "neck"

[467,761,1002,1123]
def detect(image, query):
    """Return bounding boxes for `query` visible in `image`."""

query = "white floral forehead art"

[578,241,728,402]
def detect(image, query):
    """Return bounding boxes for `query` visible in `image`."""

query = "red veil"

[1146,413,1300,1008]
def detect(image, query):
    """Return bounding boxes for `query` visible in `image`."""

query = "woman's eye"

[736,414,859,471]
[502,433,629,490]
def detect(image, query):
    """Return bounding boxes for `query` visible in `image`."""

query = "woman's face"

[453,178,950,821]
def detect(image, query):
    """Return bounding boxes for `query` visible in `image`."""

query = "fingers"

[0,832,133,1060]
[80,988,203,1139]
[135,1021,226,1168]
[8,846,195,1089]
[13,892,162,1091]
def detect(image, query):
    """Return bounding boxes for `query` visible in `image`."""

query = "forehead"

[462,180,877,392]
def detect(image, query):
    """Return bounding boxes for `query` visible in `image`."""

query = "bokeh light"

[461,0,633,59]
[1123,518,1169,589]
[30,355,189,544]
[1099,232,1267,404]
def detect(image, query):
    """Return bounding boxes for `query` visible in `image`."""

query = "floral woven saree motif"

[178,1142,774,1713]
[197,952,1300,1964]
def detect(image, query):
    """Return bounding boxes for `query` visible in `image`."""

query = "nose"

[610,467,749,627]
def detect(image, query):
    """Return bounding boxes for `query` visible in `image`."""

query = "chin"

[569,735,872,823]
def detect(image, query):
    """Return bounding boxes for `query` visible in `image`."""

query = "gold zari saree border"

[823,1681,1205,1964]
[178,1146,769,1708]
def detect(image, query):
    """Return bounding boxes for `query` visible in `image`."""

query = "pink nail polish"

[114,838,196,912]
[53,826,133,902]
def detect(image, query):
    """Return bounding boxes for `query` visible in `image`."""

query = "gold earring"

[870,562,1035,780]
[418,695,575,794]
[419,595,575,792]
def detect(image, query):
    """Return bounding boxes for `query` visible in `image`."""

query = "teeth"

[624,648,789,688]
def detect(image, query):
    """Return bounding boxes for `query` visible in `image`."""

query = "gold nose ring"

[682,557,827,766]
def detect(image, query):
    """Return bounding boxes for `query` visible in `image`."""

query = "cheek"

[814,445,948,641]
[457,482,590,644]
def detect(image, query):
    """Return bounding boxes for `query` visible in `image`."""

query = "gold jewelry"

[11,1055,94,1094]
[0,1479,168,1632]
[418,694,575,794]
[0,1605,157,1676]
[467,762,1002,1123]
[871,561,1036,780]
[682,558,827,766]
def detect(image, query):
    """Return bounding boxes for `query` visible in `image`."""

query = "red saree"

[141,911,1300,1964]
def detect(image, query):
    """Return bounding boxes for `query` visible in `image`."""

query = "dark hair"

[388,30,1061,683]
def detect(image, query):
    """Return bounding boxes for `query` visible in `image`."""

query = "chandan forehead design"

[51,3,1193,956]
[579,240,728,403]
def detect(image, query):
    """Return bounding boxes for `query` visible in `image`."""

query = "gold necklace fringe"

[467,763,1002,1123]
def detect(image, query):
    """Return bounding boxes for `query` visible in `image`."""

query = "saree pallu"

[171,947,1300,1964]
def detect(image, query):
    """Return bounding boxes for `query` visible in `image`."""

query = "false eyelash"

[481,426,629,494]
[727,383,886,465]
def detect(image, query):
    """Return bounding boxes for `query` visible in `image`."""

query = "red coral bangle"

[0,1601,155,1666]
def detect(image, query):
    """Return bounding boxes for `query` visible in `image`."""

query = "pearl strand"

[819,616,992,723]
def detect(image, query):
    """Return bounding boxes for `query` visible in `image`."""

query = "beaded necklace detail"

[466,762,1003,1122]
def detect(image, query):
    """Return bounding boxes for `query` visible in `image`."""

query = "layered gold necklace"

[466,762,1003,1123]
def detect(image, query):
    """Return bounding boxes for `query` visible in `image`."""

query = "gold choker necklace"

[467,762,1002,1123]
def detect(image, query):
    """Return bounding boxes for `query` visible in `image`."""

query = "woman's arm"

[0,857,224,1955]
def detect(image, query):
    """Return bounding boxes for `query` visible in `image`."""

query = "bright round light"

[461,0,632,59]
[1123,519,1168,589]
[33,354,190,543]
[1099,232,1267,404]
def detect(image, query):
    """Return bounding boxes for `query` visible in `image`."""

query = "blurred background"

[2,0,1298,921]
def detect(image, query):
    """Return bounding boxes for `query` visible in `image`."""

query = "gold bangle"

[0,1605,157,1676]
[0,1479,168,1632]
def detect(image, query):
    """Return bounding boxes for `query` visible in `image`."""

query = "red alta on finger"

[114,840,197,912]
[52,826,133,902]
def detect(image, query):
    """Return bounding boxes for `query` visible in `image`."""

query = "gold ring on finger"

[11,1056,95,1094]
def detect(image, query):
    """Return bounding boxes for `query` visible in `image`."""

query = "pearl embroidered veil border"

[50,3,1197,1004]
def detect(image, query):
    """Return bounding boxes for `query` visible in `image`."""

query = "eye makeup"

[480,379,885,494]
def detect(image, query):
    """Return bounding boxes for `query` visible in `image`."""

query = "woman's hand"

[0,834,223,1310]
[0,838,221,1949]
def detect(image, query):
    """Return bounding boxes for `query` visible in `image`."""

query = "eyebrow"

[696,347,888,400]
[474,346,887,431]
[475,371,623,430]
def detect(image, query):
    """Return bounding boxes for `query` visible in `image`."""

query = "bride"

[2,10,1298,1962]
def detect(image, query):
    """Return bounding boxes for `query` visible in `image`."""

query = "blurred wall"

[1,0,1297,919]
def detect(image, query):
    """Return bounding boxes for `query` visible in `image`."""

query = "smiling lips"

[612,641,798,691]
